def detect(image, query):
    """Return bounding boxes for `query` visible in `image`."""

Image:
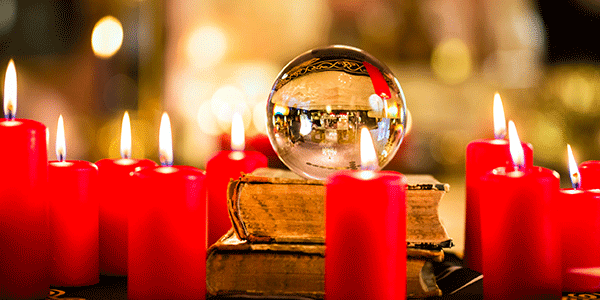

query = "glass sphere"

[266,45,408,180]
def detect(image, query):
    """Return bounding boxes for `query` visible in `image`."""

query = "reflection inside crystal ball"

[266,45,407,180]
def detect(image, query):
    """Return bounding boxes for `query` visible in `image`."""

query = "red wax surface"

[325,170,406,299]
[464,139,533,273]
[0,118,49,299]
[560,189,600,292]
[205,151,267,246]
[480,166,561,299]
[128,165,207,299]
[95,158,157,275]
[48,160,99,286]
[579,161,600,190]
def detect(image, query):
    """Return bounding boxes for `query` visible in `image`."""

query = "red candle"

[128,112,207,299]
[96,112,157,275]
[464,93,533,273]
[48,115,99,286]
[579,160,600,189]
[0,60,50,299]
[325,127,406,299]
[480,121,561,299]
[206,113,267,245]
[561,145,600,292]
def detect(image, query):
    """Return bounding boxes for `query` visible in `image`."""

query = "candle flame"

[360,127,378,171]
[3,59,16,120]
[493,92,506,139]
[508,120,525,170]
[231,112,245,151]
[120,111,132,159]
[56,115,66,162]
[159,112,173,166]
[567,144,581,189]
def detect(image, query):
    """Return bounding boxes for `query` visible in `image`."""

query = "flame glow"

[360,127,378,171]
[231,112,245,151]
[91,16,124,59]
[3,59,16,119]
[159,112,173,166]
[56,115,66,162]
[493,93,506,139]
[508,120,525,170]
[567,144,581,189]
[120,111,132,159]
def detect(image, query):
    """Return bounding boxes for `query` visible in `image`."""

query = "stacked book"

[206,168,453,299]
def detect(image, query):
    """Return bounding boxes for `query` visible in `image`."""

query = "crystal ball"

[266,45,407,180]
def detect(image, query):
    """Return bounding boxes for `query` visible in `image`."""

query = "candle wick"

[58,153,65,163]
[159,154,173,167]
[495,130,506,140]
[4,109,14,121]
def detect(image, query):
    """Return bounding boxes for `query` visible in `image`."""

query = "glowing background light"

[91,16,124,59]
[186,25,227,69]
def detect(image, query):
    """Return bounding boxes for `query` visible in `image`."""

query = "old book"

[227,168,452,248]
[206,230,444,299]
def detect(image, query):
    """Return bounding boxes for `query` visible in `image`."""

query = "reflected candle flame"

[508,120,525,170]
[360,127,378,175]
[493,92,506,139]
[567,144,581,189]
[121,111,132,159]
[231,112,245,151]
[159,112,174,166]
[56,115,66,162]
[3,59,16,120]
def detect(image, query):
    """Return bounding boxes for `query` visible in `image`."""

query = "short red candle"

[128,112,207,299]
[48,160,99,286]
[206,113,267,246]
[579,161,600,189]
[96,112,157,275]
[0,60,50,299]
[325,127,406,299]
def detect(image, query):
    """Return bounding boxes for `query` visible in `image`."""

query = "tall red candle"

[0,60,50,300]
[579,160,600,189]
[48,115,99,286]
[480,121,561,299]
[128,112,207,299]
[325,128,406,299]
[206,113,267,245]
[96,112,157,275]
[561,145,600,292]
[464,93,533,273]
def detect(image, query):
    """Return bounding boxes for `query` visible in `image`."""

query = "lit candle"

[0,60,50,299]
[560,145,600,292]
[480,121,561,299]
[325,127,406,299]
[128,112,207,299]
[464,93,533,273]
[579,160,600,189]
[206,113,267,245]
[96,112,157,275]
[48,115,99,286]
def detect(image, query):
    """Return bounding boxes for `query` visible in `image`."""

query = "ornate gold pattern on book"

[275,58,368,90]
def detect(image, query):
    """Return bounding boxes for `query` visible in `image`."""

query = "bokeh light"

[431,38,473,85]
[91,16,124,59]
[186,25,227,69]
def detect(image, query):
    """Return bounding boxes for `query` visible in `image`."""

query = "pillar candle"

[96,112,157,275]
[480,121,561,299]
[48,115,99,287]
[464,93,533,273]
[206,113,267,245]
[561,145,600,292]
[325,128,406,299]
[579,161,600,189]
[0,60,50,300]
[128,112,206,299]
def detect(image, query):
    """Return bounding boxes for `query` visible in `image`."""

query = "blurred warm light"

[233,62,279,101]
[508,120,525,169]
[91,16,124,59]
[56,115,66,161]
[231,112,245,151]
[209,85,250,132]
[431,38,473,85]
[360,127,378,172]
[557,67,597,113]
[120,112,132,159]
[567,144,580,189]
[405,108,413,136]
[186,25,227,69]
[159,112,173,166]
[197,101,221,136]
[273,104,289,116]
[0,0,17,35]
[529,113,565,164]
[434,130,471,165]
[493,93,506,139]
[252,101,267,134]
[3,59,16,119]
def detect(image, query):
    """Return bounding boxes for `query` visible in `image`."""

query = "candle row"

[0,60,267,299]
[465,93,600,298]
